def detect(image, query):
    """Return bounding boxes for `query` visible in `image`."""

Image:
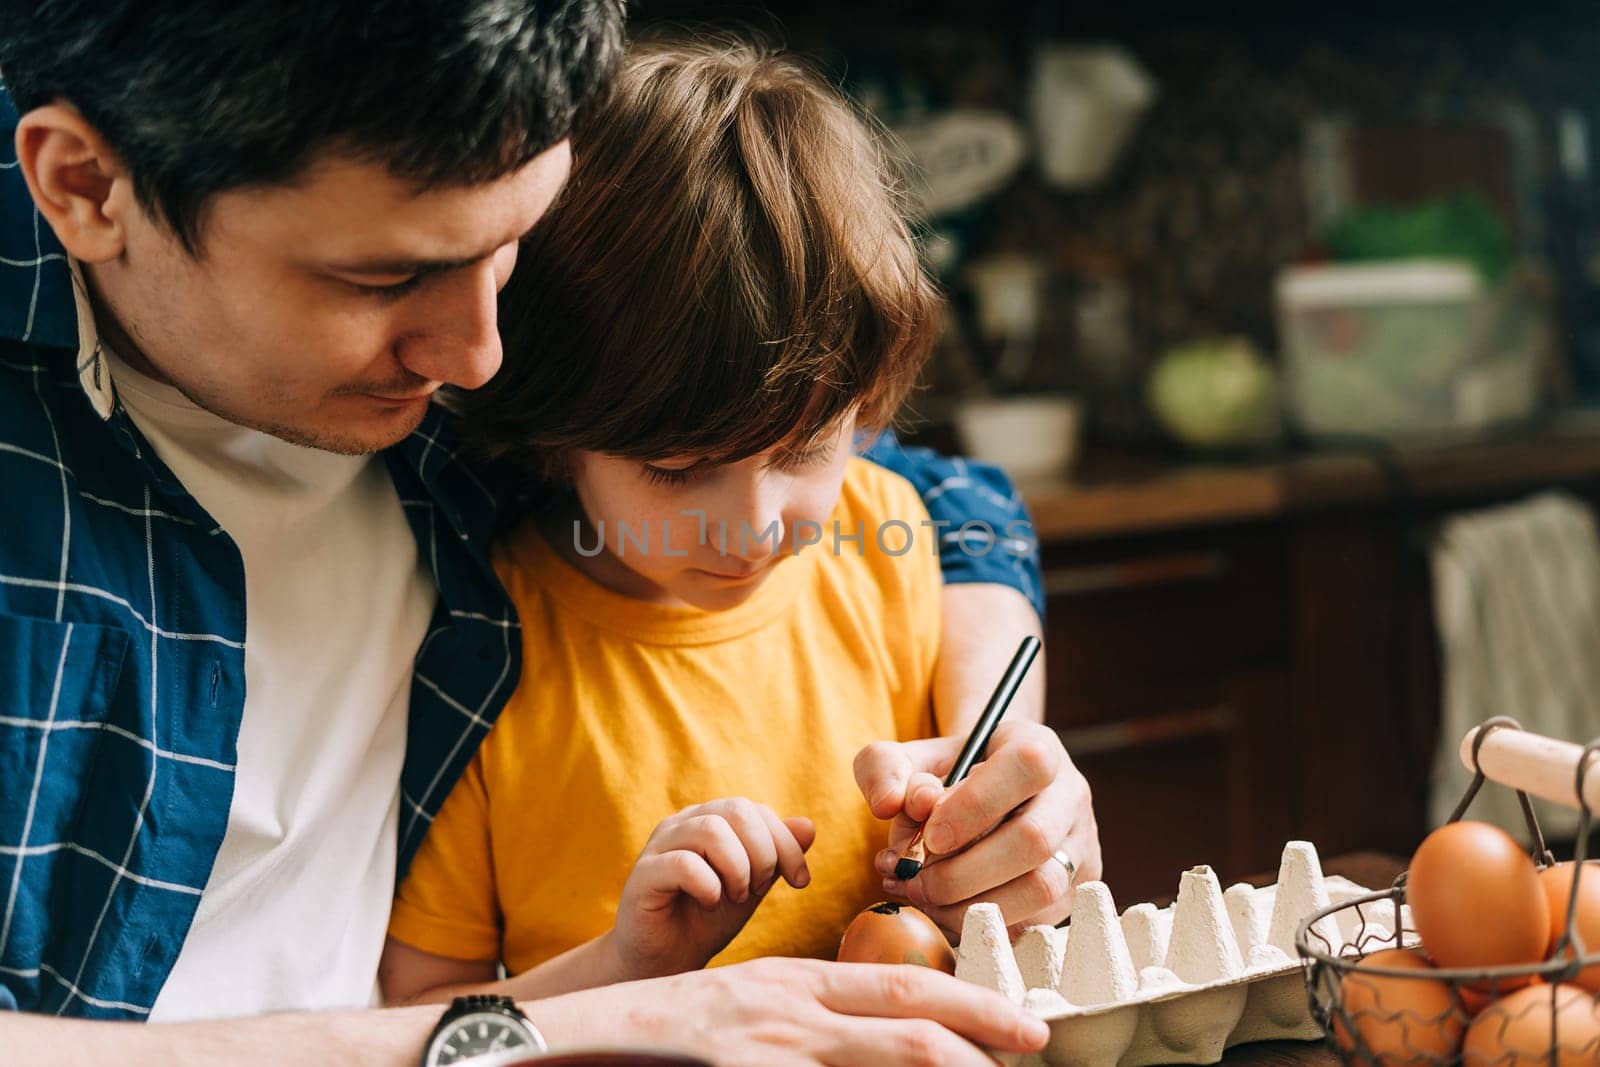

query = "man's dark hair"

[0,1,625,252]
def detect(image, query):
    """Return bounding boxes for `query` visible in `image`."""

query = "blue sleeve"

[860,430,1044,617]
[0,979,15,1011]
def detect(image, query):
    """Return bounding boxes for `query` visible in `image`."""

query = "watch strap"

[422,994,548,1066]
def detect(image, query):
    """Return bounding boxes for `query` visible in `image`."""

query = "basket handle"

[1458,725,1600,815]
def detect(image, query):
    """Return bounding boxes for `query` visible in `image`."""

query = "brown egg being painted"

[837,901,956,973]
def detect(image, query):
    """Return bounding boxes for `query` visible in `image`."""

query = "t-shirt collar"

[66,258,118,420]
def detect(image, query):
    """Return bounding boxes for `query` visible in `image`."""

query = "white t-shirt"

[101,352,437,1022]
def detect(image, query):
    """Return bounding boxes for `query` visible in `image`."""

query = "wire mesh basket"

[1296,718,1600,1064]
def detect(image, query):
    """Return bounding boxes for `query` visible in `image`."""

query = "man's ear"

[14,103,134,264]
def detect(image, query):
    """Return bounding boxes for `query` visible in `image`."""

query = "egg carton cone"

[1120,902,1170,971]
[1014,925,1068,992]
[958,840,1382,1067]
[956,902,1027,1002]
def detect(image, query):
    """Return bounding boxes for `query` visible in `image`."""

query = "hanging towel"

[1429,491,1600,841]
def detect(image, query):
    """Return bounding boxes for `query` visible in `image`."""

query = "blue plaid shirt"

[0,90,1041,1021]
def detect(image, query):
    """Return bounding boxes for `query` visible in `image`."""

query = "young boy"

[378,36,975,1002]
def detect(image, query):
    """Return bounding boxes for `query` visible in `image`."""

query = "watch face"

[431,1011,540,1064]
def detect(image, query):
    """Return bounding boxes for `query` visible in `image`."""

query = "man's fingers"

[896,844,1081,934]
[1060,798,1103,890]
[897,782,1075,908]
[815,961,1050,1055]
[816,1017,1011,1067]
[923,722,1063,856]
[875,859,1068,938]
[986,857,1078,934]
[614,957,1050,1066]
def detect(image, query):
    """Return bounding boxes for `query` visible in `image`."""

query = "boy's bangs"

[457,37,940,480]
[584,293,873,466]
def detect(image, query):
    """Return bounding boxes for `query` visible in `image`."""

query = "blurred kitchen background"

[633,0,1600,899]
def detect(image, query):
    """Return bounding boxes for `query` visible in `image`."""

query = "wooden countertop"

[1022,413,1600,544]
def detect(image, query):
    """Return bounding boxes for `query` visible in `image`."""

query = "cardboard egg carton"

[956,841,1416,1067]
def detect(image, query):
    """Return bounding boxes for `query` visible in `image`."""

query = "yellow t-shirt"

[388,459,942,972]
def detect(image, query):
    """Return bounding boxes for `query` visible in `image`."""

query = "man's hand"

[608,798,814,979]
[854,721,1101,935]
[0,957,1049,1067]
[534,957,1051,1066]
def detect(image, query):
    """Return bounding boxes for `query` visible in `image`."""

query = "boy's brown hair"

[459,34,941,478]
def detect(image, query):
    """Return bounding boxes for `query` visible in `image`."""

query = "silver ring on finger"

[1051,847,1077,889]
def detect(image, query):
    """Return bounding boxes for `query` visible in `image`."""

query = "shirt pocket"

[0,614,132,852]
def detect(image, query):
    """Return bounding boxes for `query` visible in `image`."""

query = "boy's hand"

[854,720,1101,936]
[607,798,815,980]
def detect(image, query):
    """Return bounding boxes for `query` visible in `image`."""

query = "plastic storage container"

[1275,260,1542,442]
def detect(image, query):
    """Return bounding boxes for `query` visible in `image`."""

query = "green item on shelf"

[1324,193,1512,284]
[1147,337,1280,449]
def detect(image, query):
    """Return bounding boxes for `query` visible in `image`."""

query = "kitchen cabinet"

[1041,524,1296,903]
[1026,420,1600,905]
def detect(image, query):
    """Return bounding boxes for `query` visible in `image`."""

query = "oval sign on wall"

[894,109,1029,217]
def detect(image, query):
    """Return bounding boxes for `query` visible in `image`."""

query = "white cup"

[1029,44,1157,190]
[955,395,1082,483]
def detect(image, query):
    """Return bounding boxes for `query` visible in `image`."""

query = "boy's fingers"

[873,774,946,876]
[646,851,723,909]
[852,741,911,819]
[904,772,944,824]
[854,737,960,820]
[646,800,721,854]
[765,813,812,889]
[666,815,754,903]
[876,844,925,879]
[704,799,781,893]
[883,813,920,855]
[783,815,817,853]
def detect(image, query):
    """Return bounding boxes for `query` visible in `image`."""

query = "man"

[0,2,1100,1063]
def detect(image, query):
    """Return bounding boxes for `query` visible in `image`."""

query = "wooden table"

[1213,852,1404,1066]
[1021,414,1600,545]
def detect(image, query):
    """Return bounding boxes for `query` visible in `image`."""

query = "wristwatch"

[420,994,548,1065]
